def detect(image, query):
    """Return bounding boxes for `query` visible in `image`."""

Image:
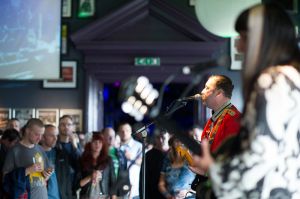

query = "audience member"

[6,118,21,133]
[2,118,52,199]
[0,128,21,198]
[0,129,21,170]
[194,3,300,198]
[41,124,61,199]
[77,133,116,199]
[118,122,142,199]
[56,115,81,199]
[102,127,127,179]
[158,136,195,199]
[140,129,170,199]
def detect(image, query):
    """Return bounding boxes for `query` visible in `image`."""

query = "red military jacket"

[201,102,241,153]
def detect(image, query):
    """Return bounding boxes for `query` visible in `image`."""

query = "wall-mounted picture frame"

[0,108,11,130]
[62,0,72,18]
[12,108,35,128]
[43,61,77,88]
[78,0,95,18]
[61,24,68,55]
[59,109,82,132]
[230,36,243,70]
[36,109,59,127]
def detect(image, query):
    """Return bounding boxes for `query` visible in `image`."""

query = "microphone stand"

[133,100,188,199]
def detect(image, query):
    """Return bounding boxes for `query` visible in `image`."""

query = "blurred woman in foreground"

[194,3,300,199]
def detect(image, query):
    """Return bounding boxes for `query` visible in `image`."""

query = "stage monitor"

[0,0,61,80]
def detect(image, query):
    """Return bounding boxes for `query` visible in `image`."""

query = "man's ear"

[215,89,223,96]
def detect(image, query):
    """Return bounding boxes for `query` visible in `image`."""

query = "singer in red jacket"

[190,75,241,199]
[200,75,241,153]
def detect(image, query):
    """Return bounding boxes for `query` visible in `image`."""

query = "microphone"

[177,94,201,102]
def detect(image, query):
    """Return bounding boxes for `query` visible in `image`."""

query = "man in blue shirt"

[41,124,61,199]
[118,122,142,199]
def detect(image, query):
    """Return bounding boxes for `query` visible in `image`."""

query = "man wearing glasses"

[55,115,81,199]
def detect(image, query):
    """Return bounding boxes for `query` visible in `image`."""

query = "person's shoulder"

[4,142,22,158]
[227,105,241,117]
[10,142,22,151]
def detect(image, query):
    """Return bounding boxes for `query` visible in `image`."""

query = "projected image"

[0,0,61,80]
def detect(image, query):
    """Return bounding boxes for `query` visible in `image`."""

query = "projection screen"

[0,0,61,80]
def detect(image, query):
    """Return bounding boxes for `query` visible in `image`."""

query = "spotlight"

[119,76,159,121]
[121,101,133,114]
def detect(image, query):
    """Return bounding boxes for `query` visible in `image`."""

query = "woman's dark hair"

[243,3,300,98]
[80,133,110,171]
[235,8,249,33]
[258,3,300,69]
[2,128,21,142]
[224,3,300,158]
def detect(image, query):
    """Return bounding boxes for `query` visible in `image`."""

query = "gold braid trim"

[208,108,231,144]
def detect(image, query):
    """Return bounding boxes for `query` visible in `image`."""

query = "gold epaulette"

[227,109,236,116]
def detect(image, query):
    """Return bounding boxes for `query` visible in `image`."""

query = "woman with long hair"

[77,133,116,199]
[194,3,300,198]
[158,136,195,199]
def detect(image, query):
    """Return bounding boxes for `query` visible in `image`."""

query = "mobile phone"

[46,167,54,173]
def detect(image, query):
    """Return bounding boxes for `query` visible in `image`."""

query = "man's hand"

[175,189,189,199]
[92,170,102,184]
[68,132,79,148]
[189,165,206,175]
[190,140,214,172]
[42,168,54,180]
[124,149,133,161]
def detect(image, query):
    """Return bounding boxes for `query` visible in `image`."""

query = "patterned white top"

[210,65,300,199]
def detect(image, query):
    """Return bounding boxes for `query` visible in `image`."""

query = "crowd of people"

[0,116,200,199]
[0,2,299,199]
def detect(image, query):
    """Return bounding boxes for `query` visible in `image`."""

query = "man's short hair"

[212,75,234,98]
[59,115,73,123]
[45,124,56,129]
[117,121,131,129]
[25,118,44,129]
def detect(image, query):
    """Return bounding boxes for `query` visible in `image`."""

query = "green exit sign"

[134,57,160,66]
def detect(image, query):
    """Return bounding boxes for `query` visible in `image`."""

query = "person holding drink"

[2,118,52,199]
[77,132,117,199]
